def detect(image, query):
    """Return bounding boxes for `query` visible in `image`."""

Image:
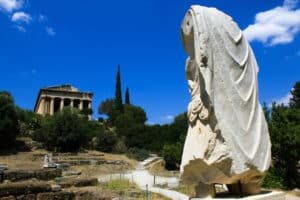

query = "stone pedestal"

[190,191,286,200]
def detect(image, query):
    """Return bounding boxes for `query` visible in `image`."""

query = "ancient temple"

[34,85,93,119]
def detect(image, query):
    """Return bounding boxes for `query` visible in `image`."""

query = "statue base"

[190,191,286,200]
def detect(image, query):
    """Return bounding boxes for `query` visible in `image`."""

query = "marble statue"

[180,5,272,198]
[43,153,56,168]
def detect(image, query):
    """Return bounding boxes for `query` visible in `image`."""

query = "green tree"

[94,130,118,153]
[115,104,147,147]
[160,113,187,170]
[290,81,300,109]
[98,98,114,115]
[0,91,19,149]
[15,106,41,136]
[162,143,182,170]
[125,87,130,105]
[267,103,300,188]
[115,65,123,113]
[33,107,88,152]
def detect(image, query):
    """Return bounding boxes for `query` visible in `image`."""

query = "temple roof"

[34,84,93,112]
[42,84,79,92]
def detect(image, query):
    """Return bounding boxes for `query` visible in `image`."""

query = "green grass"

[103,179,137,190]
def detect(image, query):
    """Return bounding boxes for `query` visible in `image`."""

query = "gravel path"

[98,156,189,200]
[98,157,299,200]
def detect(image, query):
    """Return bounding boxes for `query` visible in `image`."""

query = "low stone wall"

[0,181,119,200]
[59,178,98,188]
[58,159,128,166]
[3,169,62,182]
[0,181,51,197]
[0,191,74,200]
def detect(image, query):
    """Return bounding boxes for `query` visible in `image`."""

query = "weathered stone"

[180,5,271,198]
[0,181,51,197]
[36,192,74,200]
[16,194,36,200]
[55,163,71,171]
[0,166,8,171]
[0,196,15,200]
[71,178,98,187]
[34,85,93,120]
[3,169,61,182]
[59,178,98,188]
[3,170,34,182]
[34,169,62,180]
[63,171,81,176]
[51,185,61,192]
[74,190,113,200]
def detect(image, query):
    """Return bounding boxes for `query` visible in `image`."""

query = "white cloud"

[46,26,56,36]
[161,115,175,121]
[244,0,300,46]
[38,14,47,23]
[11,11,31,23]
[0,0,23,13]
[270,93,292,106]
[15,24,25,32]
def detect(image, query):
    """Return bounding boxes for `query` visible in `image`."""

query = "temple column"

[50,97,54,115]
[70,99,74,108]
[79,100,83,110]
[39,97,45,115]
[88,101,92,120]
[60,98,64,111]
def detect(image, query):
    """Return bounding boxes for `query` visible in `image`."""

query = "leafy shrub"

[32,107,88,152]
[126,147,149,161]
[94,130,118,152]
[0,91,19,149]
[161,143,182,170]
[16,107,41,136]
[262,168,286,190]
[112,140,127,153]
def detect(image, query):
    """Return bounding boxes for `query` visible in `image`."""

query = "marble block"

[180,5,272,198]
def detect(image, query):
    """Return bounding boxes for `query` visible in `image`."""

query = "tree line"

[0,66,299,189]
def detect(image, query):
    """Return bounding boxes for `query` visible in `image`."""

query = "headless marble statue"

[180,5,271,198]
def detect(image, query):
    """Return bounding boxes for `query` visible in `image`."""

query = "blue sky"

[0,0,299,124]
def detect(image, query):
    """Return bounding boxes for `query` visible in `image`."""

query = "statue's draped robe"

[180,6,271,184]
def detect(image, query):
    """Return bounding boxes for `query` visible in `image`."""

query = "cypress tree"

[115,65,123,112]
[125,87,130,105]
[290,81,300,109]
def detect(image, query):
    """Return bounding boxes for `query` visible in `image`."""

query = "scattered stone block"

[71,178,98,187]
[0,181,51,197]
[0,195,15,200]
[16,194,36,200]
[36,192,74,200]
[3,170,34,182]
[34,169,62,181]
[63,171,81,176]
[51,185,61,192]
[3,169,62,182]
[0,166,8,171]
[55,163,70,171]
[59,178,98,188]
[74,190,112,200]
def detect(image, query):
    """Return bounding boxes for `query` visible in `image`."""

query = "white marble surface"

[190,191,286,200]
[180,5,272,196]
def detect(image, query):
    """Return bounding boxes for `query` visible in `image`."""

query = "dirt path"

[98,156,299,200]
[98,156,189,200]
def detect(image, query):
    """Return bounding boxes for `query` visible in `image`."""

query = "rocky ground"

[0,141,169,200]
[0,139,298,200]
